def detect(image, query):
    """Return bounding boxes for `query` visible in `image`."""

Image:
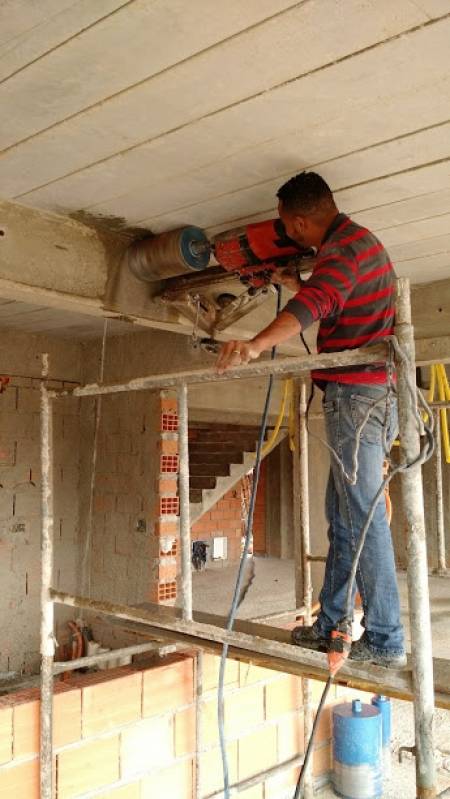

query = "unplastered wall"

[81,326,284,422]
[78,384,160,610]
[78,326,283,610]
[0,330,82,674]
[0,652,338,798]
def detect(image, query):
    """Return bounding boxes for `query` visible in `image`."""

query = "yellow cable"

[428,363,436,403]
[436,364,450,463]
[260,379,290,458]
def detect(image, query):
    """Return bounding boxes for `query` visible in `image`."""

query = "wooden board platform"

[50,591,449,709]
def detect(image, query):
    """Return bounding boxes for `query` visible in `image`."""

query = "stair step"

[189,431,260,443]
[189,442,256,454]
[190,489,203,504]
[190,475,217,490]
[190,462,230,476]
[189,424,261,433]
[189,452,244,465]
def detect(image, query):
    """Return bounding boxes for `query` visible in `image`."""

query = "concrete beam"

[1,200,450,357]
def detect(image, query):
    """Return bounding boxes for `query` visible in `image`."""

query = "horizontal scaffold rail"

[51,590,450,710]
[49,335,450,399]
[60,343,389,397]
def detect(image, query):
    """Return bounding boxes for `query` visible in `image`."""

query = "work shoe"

[349,635,407,669]
[291,624,329,652]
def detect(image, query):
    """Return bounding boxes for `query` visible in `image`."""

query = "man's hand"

[270,265,302,293]
[216,339,262,374]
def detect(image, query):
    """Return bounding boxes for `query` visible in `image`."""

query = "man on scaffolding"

[216,171,406,669]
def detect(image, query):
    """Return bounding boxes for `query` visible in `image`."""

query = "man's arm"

[216,246,357,373]
[215,311,301,373]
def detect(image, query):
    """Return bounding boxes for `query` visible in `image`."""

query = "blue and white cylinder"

[332,699,382,799]
[371,695,391,779]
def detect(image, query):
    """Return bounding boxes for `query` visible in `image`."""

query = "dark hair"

[277,171,335,215]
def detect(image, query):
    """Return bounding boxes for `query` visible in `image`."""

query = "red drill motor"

[213,218,314,287]
[127,219,315,287]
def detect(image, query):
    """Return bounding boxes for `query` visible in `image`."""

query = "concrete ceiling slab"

[0,0,449,293]
[0,298,138,339]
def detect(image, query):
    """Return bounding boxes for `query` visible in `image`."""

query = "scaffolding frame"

[39,278,441,799]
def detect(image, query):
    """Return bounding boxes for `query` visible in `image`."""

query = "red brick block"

[141,758,193,798]
[160,397,178,414]
[313,743,332,777]
[155,561,177,582]
[155,519,179,537]
[202,653,239,692]
[225,684,264,737]
[0,758,39,798]
[157,477,178,494]
[201,743,237,796]
[147,580,177,604]
[238,726,278,781]
[0,706,12,764]
[159,439,178,455]
[265,765,300,799]
[54,687,82,748]
[121,717,173,778]
[160,453,179,473]
[240,787,264,799]
[57,736,120,798]
[278,711,305,760]
[175,706,196,756]
[143,656,193,717]
[159,496,179,515]
[13,699,39,758]
[265,674,303,719]
[313,701,339,744]
[239,662,276,687]
[161,412,178,432]
[198,697,220,747]
[82,671,142,737]
[96,784,140,799]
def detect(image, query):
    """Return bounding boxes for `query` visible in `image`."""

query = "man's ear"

[292,214,306,235]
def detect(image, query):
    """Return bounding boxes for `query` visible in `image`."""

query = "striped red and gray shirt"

[284,212,395,386]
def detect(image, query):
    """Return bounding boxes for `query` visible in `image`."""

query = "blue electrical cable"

[217,287,281,798]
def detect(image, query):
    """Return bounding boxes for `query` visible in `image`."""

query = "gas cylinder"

[332,699,382,799]
[371,694,392,779]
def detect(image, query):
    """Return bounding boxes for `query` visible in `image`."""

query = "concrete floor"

[192,557,450,658]
[192,557,450,798]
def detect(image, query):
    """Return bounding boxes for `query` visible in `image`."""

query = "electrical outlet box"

[212,536,227,560]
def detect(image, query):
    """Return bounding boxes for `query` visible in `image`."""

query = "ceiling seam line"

[80,116,450,215]
[134,155,450,227]
[0,0,138,87]
[7,9,450,198]
[0,0,309,148]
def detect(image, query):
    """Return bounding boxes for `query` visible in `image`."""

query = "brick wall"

[0,373,81,674]
[78,387,160,609]
[191,462,267,564]
[0,652,339,798]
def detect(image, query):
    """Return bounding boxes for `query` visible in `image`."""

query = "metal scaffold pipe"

[434,410,448,575]
[178,382,193,622]
[395,278,436,799]
[39,354,55,799]
[299,378,314,799]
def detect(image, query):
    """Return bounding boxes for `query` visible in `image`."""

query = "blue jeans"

[314,382,405,655]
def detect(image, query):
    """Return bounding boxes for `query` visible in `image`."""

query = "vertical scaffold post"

[299,379,314,799]
[178,382,193,621]
[434,410,447,575]
[195,650,203,799]
[395,278,436,799]
[292,381,304,606]
[40,354,55,799]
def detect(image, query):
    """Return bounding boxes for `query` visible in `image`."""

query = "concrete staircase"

[188,422,286,524]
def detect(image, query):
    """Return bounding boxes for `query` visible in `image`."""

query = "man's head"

[277,171,338,249]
